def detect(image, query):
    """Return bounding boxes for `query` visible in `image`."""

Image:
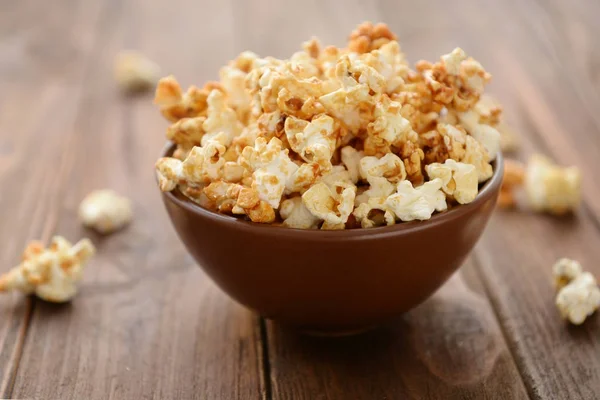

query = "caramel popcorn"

[115,51,160,93]
[79,190,133,234]
[425,159,478,204]
[525,154,582,215]
[155,22,505,229]
[0,237,95,303]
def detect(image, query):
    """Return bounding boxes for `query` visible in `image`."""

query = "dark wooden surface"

[1,0,599,399]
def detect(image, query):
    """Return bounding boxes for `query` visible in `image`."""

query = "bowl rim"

[159,142,504,239]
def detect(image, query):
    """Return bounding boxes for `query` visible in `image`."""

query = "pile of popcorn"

[155,22,505,229]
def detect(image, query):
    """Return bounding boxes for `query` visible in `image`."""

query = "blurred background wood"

[1,0,599,399]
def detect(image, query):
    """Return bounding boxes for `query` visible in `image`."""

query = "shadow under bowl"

[159,144,503,335]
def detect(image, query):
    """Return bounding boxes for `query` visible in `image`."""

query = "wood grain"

[9,1,265,399]
[267,261,528,400]
[0,0,108,396]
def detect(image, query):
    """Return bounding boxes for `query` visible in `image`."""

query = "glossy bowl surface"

[160,144,503,333]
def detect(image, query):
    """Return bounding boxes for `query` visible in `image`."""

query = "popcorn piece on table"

[553,258,583,291]
[425,159,478,204]
[0,237,95,303]
[115,51,160,93]
[525,154,582,215]
[79,190,133,234]
[556,272,600,325]
[302,181,357,229]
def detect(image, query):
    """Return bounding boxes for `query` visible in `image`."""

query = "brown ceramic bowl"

[160,144,503,335]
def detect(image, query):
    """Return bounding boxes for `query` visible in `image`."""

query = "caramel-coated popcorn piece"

[365,95,417,156]
[525,154,581,215]
[426,159,478,204]
[155,77,221,122]
[79,190,133,234]
[348,22,397,53]
[302,181,356,229]
[241,137,300,208]
[0,237,95,303]
[285,115,336,169]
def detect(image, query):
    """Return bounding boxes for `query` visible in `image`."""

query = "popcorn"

[341,146,364,184]
[360,153,406,185]
[280,196,321,229]
[302,182,356,229]
[0,237,95,303]
[319,56,384,132]
[156,142,227,189]
[154,22,505,229]
[426,159,478,204]
[202,89,244,147]
[463,135,493,183]
[114,51,160,93]
[79,190,133,234]
[365,95,417,156]
[458,110,501,160]
[384,179,447,221]
[241,137,299,208]
[525,154,582,215]
[348,22,397,53]
[155,76,219,122]
[285,115,336,169]
[166,117,205,148]
[553,258,583,291]
[556,272,600,325]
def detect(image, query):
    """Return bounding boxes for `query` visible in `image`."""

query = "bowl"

[159,144,503,335]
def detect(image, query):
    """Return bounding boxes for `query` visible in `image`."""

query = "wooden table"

[1,0,599,399]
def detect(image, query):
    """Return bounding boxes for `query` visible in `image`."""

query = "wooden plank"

[10,1,266,399]
[267,261,528,400]
[435,0,600,398]
[230,1,528,398]
[0,0,108,396]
